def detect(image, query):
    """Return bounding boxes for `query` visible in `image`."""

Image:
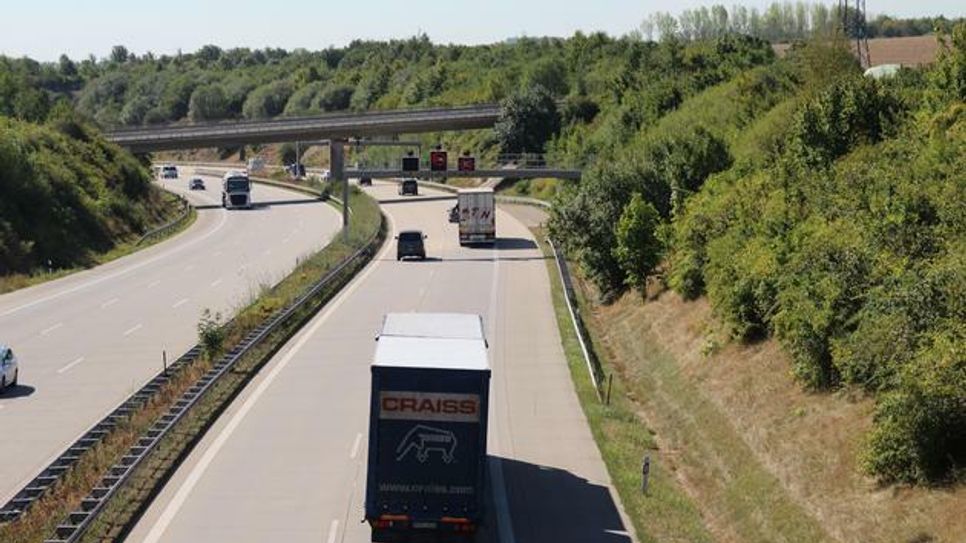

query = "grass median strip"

[533,229,713,543]
[0,189,381,543]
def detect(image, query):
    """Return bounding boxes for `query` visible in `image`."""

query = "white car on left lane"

[0,345,18,391]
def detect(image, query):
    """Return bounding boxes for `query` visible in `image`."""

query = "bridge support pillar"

[330,139,348,241]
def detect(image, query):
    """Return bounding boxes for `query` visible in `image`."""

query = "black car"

[399,178,418,196]
[359,177,372,186]
[189,178,205,190]
[396,230,427,261]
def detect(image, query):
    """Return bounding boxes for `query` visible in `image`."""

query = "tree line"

[547,26,965,484]
[640,2,964,43]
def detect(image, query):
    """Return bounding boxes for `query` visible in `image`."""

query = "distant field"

[774,34,940,66]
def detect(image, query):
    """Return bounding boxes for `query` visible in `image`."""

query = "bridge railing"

[106,103,501,137]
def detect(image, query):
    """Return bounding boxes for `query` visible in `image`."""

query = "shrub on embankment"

[0,113,170,275]
[549,27,965,483]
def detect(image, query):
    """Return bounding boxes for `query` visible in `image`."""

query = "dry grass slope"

[582,281,966,543]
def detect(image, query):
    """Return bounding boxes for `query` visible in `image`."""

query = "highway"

[126,182,634,542]
[0,170,341,506]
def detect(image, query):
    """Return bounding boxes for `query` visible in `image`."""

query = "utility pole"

[330,139,348,241]
[295,140,301,178]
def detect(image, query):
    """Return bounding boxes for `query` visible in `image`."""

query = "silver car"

[0,345,18,391]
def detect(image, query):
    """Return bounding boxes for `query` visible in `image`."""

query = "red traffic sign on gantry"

[430,151,448,172]
[457,156,476,172]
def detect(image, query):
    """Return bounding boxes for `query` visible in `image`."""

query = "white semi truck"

[221,170,252,209]
[455,188,496,246]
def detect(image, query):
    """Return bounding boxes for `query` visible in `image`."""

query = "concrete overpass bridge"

[105,104,502,153]
[106,103,580,236]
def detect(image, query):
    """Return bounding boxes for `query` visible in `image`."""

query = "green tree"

[613,193,663,298]
[315,83,354,111]
[242,80,294,119]
[928,22,966,107]
[494,85,561,153]
[524,57,570,97]
[57,54,77,77]
[110,45,130,64]
[189,85,229,122]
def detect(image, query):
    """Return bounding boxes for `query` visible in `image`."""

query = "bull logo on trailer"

[396,425,458,464]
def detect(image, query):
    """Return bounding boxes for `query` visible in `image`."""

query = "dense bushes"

[545,24,963,482]
[0,115,169,274]
[494,85,560,153]
[661,32,966,482]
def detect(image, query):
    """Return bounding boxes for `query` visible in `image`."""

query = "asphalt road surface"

[0,169,341,505]
[127,182,634,543]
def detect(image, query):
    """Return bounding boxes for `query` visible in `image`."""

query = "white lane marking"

[123,324,143,337]
[0,209,228,318]
[172,298,189,309]
[326,519,339,543]
[141,212,393,543]
[101,297,119,308]
[41,322,64,335]
[57,357,85,375]
[485,210,517,543]
[147,279,161,289]
[350,433,363,460]
[210,278,223,287]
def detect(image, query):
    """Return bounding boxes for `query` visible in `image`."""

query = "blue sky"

[2,0,964,61]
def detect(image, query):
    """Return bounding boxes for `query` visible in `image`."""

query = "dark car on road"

[359,177,372,186]
[398,178,418,196]
[396,230,427,261]
[189,178,205,190]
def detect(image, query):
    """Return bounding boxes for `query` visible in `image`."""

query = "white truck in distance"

[456,188,495,246]
[222,170,252,209]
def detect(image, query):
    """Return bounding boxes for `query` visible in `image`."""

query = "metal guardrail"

[0,192,192,525]
[548,239,605,401]
[0,346,204,525]
[135,194,191,246]
[43,213,383,543]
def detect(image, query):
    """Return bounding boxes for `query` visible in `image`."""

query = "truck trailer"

[366,313,491,542]
[456,188,495,246]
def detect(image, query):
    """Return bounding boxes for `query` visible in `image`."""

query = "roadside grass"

[437,177,482,188]
[0,189,381,543]
[500,178,560,201]
[574,281,835,543]
[0,190,195,295]
[594,287,966,543]
[532,229,712,543]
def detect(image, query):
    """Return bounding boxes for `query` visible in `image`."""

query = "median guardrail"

[41,203,384,542]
